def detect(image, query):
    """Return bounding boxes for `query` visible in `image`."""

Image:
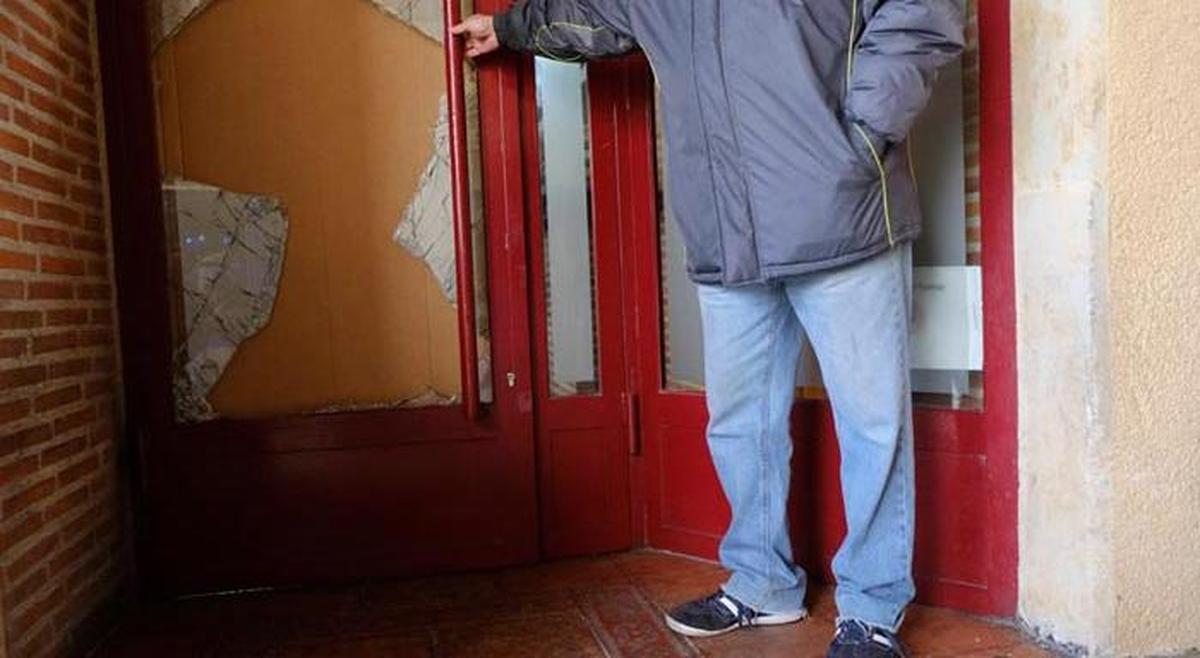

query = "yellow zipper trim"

[853,123,895,247]
[845,0,859,95]
[906,139,919,199]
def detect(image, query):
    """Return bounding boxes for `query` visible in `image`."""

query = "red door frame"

[518,58,637,558]
[614,2,1017,616]
[96,0,544,597]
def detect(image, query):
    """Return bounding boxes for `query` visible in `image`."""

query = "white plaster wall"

[1012,0,1114,652]
[1108,4,1200,655]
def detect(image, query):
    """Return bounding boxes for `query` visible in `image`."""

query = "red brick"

[0,279,24,298]
[78,327,109,346]
[83,378,109,399]
[1,189,36,216]
[56,33,89,69]
[60,81,93,115]
[0,452,38,485]
[29,0,69,24]
[10,583,61,637]
[4,532,58,583]
[75,283,108,300]
[0,10,18,39]
[21,222,71,246]
[69,183,100,207]
[72,65,93,89]
[88,308,109,326]
[75,115,96,137]
[28,87,76,126]
[0,248,37,271]
[72,232,104,253]
[58,0,87,20]
[49,531,91,578]
[0,72,24,102]
[0,364,47,392]
[4,475,57,515]
[7,566,48,607]
[79,163,100,182]
[32,330,76,354]
[31,142,77,174]
[33,384,80,412]
[22,29,71,74]
[62,132,96,160]
[26,280,72,299]
[45,307,86,326]
[0,309,42,329]
[40,435,85,467]
[0,336,29,357]
[91,355,113,375]
[17,166,68,196]
[0,158,13,180]
[0,397,31,422]
[42,481,86,523]
[48,357,88,378]
[0,511,45,552]
[0,423,51,459]
[55,452,95,487]
[64,12,87,42]
[6,51,57,92]
[35,200,80,225]
[4,0,55,38]
[0,217,17,239]
[0,125,31,156]
[53,406,93,436]
[39,255,83,275]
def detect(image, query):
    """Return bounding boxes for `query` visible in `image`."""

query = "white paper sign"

[910,266,983,371]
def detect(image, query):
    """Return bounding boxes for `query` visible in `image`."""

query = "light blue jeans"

[697,244,915,631]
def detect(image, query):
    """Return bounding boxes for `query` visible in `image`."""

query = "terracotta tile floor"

[97,551,1053,657]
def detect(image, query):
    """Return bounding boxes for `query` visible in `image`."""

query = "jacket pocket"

[849,122,896,246]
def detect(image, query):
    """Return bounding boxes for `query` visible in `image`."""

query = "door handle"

[625,392,642,456]
[443,0,481,421]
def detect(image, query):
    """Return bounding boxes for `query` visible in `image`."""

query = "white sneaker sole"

[664,608,809,638]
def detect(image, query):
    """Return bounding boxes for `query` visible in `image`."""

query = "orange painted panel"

[152,0,461,417]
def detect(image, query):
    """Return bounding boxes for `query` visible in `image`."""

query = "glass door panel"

[535,59,601,397]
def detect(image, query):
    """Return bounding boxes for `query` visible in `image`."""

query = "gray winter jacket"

[494,0,965,285]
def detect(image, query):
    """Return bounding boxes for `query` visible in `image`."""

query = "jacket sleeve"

[493,0,637,61]
[844,0,965,144]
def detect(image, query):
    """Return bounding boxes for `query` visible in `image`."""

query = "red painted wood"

[443,0,481,421]
[520,57,634,559]
[97,0,542,597]
[629,3,1019,617]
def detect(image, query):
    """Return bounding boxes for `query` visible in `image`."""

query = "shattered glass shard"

[165,181,288,422]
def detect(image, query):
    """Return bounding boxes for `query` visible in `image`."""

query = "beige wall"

[1012,0,1114,650]
[1015,1,1200,655]
[1108,3,1200,655]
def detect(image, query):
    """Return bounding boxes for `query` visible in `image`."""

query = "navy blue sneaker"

[827,619,909,657]
[664,590,807,638]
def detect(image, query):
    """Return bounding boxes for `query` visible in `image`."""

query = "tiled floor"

[97,551,1053,657]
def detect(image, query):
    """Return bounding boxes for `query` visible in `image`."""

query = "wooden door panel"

[98,0,543,597]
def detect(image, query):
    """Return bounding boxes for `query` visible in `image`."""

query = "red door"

[97,0,545,595]
[520,57,635,558]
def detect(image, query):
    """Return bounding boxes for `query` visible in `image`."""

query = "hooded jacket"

[495,0,965,285]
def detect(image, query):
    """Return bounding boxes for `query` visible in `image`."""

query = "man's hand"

[451,15,500,58]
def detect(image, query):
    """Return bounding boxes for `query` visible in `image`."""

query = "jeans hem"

[834,591,908,633]
[722,572,806,615]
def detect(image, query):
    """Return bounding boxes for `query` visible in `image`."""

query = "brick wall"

[0,1,126,656]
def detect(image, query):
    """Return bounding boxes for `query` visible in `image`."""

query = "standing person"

[454,2,963,656]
